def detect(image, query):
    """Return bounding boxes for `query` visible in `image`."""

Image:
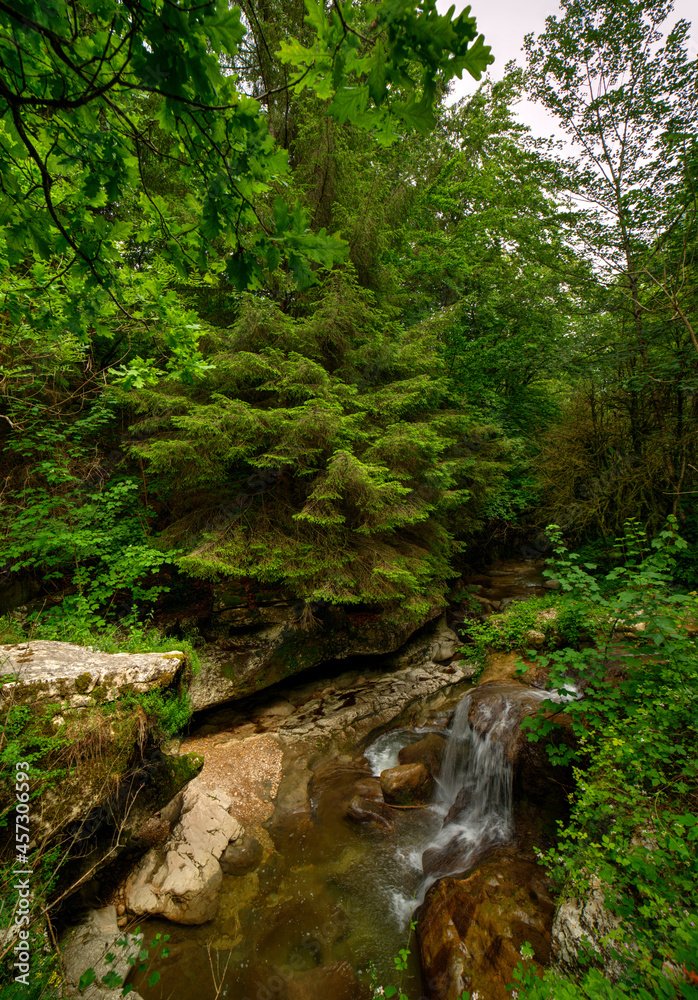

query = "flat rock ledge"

[60,906,144,1000]
[123,778,243,924]
[189,613,459,711]
[0,641,185,708]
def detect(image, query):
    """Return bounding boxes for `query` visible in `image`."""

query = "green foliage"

[517,519,698,998]
[0,920,63,999]
[463,595,559,678]
[279,0,492,137]
[555,599,593,649]
[119,270,507,618]
[114,688,192,743]
[75,928,170,996]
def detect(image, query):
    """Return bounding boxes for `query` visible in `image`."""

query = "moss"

[74,672,92,694]
[158,753,204,801]
[91,683,107,704]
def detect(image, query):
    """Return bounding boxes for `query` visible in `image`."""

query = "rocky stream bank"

[1,561,594,1000]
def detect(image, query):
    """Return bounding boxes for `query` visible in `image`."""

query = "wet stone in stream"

[126,560,567,1000]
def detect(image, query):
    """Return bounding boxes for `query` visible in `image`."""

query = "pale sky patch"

[440,0,697,139]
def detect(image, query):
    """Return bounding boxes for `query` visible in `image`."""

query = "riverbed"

[128,561,557,1000]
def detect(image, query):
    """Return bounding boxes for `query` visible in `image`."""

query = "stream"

[131,561,561,1000]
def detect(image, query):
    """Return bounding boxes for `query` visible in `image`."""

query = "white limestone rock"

[0,641,185,709]
[552,882,623,980]
[124,779,243,925]
[60,906,144,1000]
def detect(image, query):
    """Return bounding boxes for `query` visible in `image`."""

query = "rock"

[60,906,144,1000]
[478,652,548,688]
[543,578,561,590]
[421,831,491,881]
[307,759,394,833]
[397,733,447,776]
[417,857,555,1000]
[468,682,575,803]
[284,961,368,1000]
[275,660,476,749]
[473,595,494,613]
[551,882,623,980]
[220,833,263,875]
[124,779,242,924]
[189,602,443,710]
[0,641,185,709]
[523,629,546,649]
[346,796,395,833]
[429,619,460,662]
[310,759,382,818]
[380,763,434,805]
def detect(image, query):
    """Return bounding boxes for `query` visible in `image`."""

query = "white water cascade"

[389,685,555,923]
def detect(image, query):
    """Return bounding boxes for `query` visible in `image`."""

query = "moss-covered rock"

[0,641,187,708]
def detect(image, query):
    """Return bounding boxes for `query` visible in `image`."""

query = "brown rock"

[479,652,549,688]
[417,856,555,1000]
[309,760,382,821]
[285,961,368,1000]
[468,682,576,802]
[380,763,434,805]
[398,733,447,776]
[346,796,395,833]
[220,833,263,875]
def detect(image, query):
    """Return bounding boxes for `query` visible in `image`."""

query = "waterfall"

[388,684,559,924]
[420,694,515,886]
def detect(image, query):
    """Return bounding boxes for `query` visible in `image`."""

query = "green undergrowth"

[511,518,698,999]
[0,615,196,831]
[0,686,193,830]
[0,611,202,669]
[464,594,559,665]
[462,592,599,680]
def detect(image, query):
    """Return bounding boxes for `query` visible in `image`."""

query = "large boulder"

[380,763,434,805]
[417,856,555,1000]
[189,607,451,710]
[309,759,383,824]
[0,641,185,709]
[220,832,264,875]
[123,779,242,924]
[0,641,200,850]
[307,759,395,836]
[397,733,448,776]
[468,682,575,802]
[60,906,144,1000]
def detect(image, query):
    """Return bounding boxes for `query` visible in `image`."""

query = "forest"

[0,0,697,998]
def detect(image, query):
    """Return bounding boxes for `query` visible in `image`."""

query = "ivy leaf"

[78,969,97,991]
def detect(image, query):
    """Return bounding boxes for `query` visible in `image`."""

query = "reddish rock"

[417,856,555,1000]
[398,733,448,776]
[380,763,435,805]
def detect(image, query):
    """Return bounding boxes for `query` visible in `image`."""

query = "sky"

[438,0,697,139]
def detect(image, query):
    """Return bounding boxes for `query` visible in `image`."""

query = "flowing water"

[130,560,559,1000]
